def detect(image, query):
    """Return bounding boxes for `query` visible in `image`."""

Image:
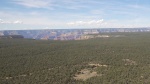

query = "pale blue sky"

[0,0,150,30]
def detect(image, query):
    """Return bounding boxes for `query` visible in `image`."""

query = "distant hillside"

[0,35,24,39]
[0,28,150,40]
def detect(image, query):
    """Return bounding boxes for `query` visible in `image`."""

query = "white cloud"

[12,0,52,9]
[0,19,11,24]
[67,19,104,25]
[66,19,148,28]
[0,19,4,23]
[0,19,23,24]
[66,19,113,28]
[13,20,23,24]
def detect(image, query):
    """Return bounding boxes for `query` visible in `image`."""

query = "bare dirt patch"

[88,63,108,68]
[5,77,12,80]
[122,59,137,65]
[74,63,107,81]
[74,69,100,81]
[19,74,27,77]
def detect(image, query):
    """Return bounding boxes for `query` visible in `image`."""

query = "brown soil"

[5,77,12,80]
[122,59,137,65]
[88,63,108,68]
[73,63,107,81]
[74,69,100,81]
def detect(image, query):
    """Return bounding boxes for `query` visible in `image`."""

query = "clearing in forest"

[122,59,137,65]
[74,63,107,81]
[74,69,100,81]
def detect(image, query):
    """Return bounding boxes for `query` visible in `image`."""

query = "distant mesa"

[0,28,150,40]
[0,35,24,39]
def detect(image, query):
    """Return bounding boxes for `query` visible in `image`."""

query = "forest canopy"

[0,32,150,84]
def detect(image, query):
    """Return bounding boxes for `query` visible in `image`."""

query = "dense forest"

[0,32,150,84]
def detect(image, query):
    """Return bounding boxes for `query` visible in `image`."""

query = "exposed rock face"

[0,28,150,40]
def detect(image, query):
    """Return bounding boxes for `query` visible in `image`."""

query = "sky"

[0,0,150,30]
